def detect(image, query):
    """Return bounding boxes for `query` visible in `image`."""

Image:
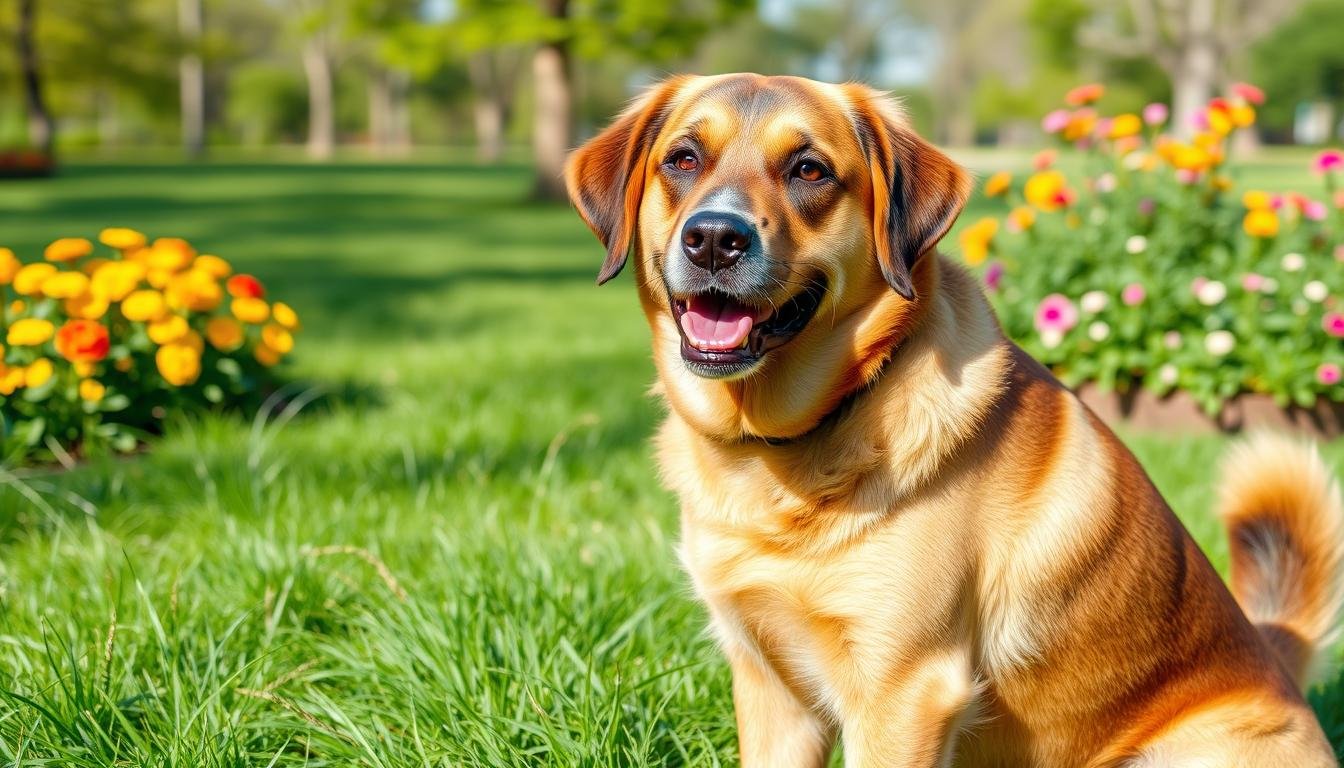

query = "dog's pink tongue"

[680,294,754,351]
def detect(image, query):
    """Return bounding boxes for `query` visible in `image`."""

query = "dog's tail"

[1218,433,1344,688]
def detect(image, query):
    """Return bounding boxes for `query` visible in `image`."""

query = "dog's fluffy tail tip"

[1218,432,1344,688]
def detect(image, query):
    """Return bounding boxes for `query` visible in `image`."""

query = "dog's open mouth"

[671,279,826,377]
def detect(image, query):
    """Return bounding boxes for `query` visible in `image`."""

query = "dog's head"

[566,74,970,440]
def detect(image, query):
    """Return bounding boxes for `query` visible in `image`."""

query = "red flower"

[1064,83,1104,106]
[55,319,111,363]
[227,274,265,299]
[1230,82,1265,105]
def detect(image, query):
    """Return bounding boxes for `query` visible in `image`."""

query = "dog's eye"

[669,150,699,172]
[792,160,829,182]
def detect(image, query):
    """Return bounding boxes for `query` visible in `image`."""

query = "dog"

[564,73,1344,767]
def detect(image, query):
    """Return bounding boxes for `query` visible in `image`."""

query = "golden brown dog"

[565,73,1344,767]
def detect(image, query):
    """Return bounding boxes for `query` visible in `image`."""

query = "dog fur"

[565,73,1343,767]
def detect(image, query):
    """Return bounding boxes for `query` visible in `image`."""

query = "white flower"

[1205,330,1236,356]
[1163,331,1182,350]
[1095,173,1117,193]
[1040,328,1064,349]
[1196,280,1227,306]
[1081,290,1109,314]
[1261,277,1279,293]
[1282,252,1306,272]
[1158,363,1179,386]
[1123,151,1148,171]
[1088,321,1110,342]
[1125,235,1148,255]
[1304,280,1329,303]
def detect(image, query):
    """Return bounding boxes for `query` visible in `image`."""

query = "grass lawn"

[1,150,1342,765]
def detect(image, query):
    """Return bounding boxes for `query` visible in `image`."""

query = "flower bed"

[0,231,299,463]
[0,149,54,179]
[961,83,1344,430]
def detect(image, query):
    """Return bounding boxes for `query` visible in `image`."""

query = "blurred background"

[4,0,1343,184]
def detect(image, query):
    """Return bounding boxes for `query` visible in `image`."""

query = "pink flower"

[1176,168,1201,185]
[1121,283,1146,306]
[1303,199,1329,221]
[1318,363,1342,386]
[1241,273,1266,292]
[1336,244,1344,263]
[985,261,1004,291]
[1191,110,1210,131]
[1142,102,1168,126]
[1191,276,1208,295]
[1314,150,1344,174]
[1033,149,1057,170]
[1137,198,1156,216]
[1271,194,1286,210]
[1163,331,1182,350]
[1035,293,1079,334]
[1324,312,1344,338]
[1042,110,1070,134]
[1230,83,1265,105]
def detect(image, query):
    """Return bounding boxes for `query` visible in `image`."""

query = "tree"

[1081,0,1302,136]
[179,0,206,157]
[17,0,54,155]
[1252,0,1344,141]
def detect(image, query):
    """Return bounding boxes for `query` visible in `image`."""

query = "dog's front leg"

[842,647,980,768]
[727,644,835,767]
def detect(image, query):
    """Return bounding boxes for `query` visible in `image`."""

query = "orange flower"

[79,378,106,402]
[146,238,196,272]
[148,314,190,345]
[156,343,201,386]
[1061,110,1097,142]
[255,344,282,367]
[0,248,19,284]
[1065,83,1104,106]
[193,254,232,279]
[261,323,294,354]
[0,363,23,395]
[44,237,93,263]
[983,171,1011,197]
[205,317,244,351]
[957,218,999,266]
[98,228,147,251]
[1008,206,1036,231]
[231,297,270,324]
[271,301,300,331]
[1243,208,1279,238]
[91,260,146,302]
[65,292,110,320]
[226,274,265,299]
[55,319,111,363]
[165,269,223,312]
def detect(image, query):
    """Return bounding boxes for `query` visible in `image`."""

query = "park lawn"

[0,152,1341,765]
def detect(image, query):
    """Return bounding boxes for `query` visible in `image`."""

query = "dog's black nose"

[681,211,753,273]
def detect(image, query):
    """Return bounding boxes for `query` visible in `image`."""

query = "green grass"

[0,151,1341,765]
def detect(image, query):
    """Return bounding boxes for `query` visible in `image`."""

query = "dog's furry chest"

[677,492,973,717]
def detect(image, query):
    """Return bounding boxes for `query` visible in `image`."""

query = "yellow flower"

[1242,190,1272,210]
[271,301,300,331]
[73,360,96,377]
[7,318,54,346]
[13,263,57,296]
[121,289,168,322]
[147,268,174,288]
[81,257,108,276]
[255,343,282,367]
[983,171,1011,197]
[91,260,146,302]
[1062,111,1097,142]
[165,269,223,312]
[0,363,23,395]
[98,228,147,251]
[79,378,105,402]
[0,248,19,284]
[148,314,190,345]
[44,237,93,263]
[1009,206,1036,231]
[146,238,196,272]
[205,317,245,352]
[957,217,999,267]
[1230,104,1255,128]
[193,254,232,279]
[65,292,110,320]
[156,343,201,386]
[1024,170,1071,212]
[231,297,270,324]
[181,329,204,354]
[1243,208,1279,238]
[261,323,294,354]
[1206,107,1233,136]
[24,358,53,388]
[10,300,24,314]
[40,271,90,299]
[1166,143,1211,171]
[1107,113,1142,139]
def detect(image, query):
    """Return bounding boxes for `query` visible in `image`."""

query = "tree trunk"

[303,35,335,160]
[1168,0,1218,138]
[368,66,391,154]
[531,0,571,200]
[469,54,507,164]
[17,0,54,156]
[179,0,205,157]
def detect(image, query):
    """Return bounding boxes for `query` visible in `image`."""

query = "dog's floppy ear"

[846,85,971,300]
[565,77,687,284]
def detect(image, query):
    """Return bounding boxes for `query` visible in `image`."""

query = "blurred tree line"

[0,0,1339,196]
